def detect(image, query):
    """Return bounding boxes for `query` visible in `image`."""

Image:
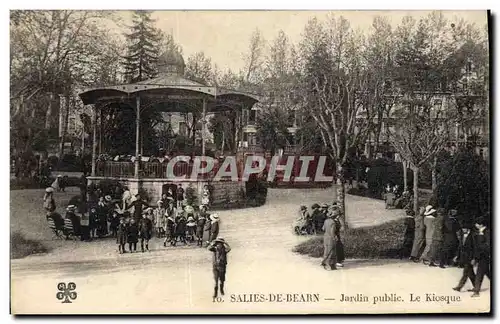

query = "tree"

[240,28,266,93]
[123,10,162,83]
[300,16,376,228]
[388,13,457,215]
[185,51,213,85]
[436,148,489,222]
[255,108,292,156]
[10,10,117,161]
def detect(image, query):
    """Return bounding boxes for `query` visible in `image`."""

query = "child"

[196,210,207,247]
[154,200,166,238]
[117,217,127,254]
[201,185,210,207]
[109,211,120,238]
[89,207,99,239]
[174,211,187,246]
[186,216,197,242]
[139,212,153,252]
[127,218,139,253]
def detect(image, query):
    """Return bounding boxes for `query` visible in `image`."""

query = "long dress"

[321,218,337,269]
[203,219,212,243]
[334,218,345,263]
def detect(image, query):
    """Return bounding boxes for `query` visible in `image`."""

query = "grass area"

[11,231,50,259]
[293,218,406,259]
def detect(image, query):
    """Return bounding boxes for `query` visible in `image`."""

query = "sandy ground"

[10,187,490,314]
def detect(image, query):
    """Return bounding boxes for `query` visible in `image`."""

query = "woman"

[196,207,208,247]
[43,187,56,217]
[401,210,416,259]
[439,209,460,267]
[410,206,426,262]
[428,208,445,267]
[420,205,437,263]
[333,208,345,267]
[321,211,337,271]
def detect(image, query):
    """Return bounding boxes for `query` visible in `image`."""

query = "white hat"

[424,205,437,216]
[45,187,54,193]
[66,205,76,211]
[210,213,219,221]
[187,216,195,222]
[105,195,112,201]
[214,237,225,243]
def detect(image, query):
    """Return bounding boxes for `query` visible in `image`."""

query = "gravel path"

[11,187,490,314]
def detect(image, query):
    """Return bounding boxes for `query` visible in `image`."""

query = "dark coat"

[130,200,148,221]
[210,220,220,241]
[47,212,64,229]
[139,217,153,240]
[127,223,139,243]
[196,217,206,238]
[116,223,127,244]
[175,216,187,236]
[442,216,460,248]
[176,187,185,201]
[457,231,476,265]
[474,228,490,261]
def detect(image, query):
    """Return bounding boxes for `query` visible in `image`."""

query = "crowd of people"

[402,204,491,297]
[294,203,345,271]
[43,181,219,254]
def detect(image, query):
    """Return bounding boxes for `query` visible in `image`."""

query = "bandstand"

[78,51,260,205]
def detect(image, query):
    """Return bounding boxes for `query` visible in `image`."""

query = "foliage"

[436,148,490,221]
[123,10,162,83]
[185,184,197,206]
[255,108,292,155]
[366,158,411,196]
[293,218,406,259]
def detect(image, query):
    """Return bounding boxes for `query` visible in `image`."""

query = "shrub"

[11,232,49,259]
[436,148,490,223]
[293,219,406,259]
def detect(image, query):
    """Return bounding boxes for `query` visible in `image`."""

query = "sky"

[105,10,488,73]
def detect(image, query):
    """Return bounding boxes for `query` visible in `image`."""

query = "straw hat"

[214,237,225,243]
[210,214,219,221]
[424,205,436,216]
[104,195,112,202]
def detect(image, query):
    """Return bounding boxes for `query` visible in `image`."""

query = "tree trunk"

[45,92,54,129]
[403,160,408,191]
[336,162,348,229]
[58,93,70,158]
[431,155,438,193]
[221,130,225,153]
[413,167,419,216]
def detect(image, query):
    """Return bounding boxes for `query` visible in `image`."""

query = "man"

[410,207,426,262]
[176,184,185,209]
[208,238,231,298]
[453,223,476,293]
[439,209,460,268]
[472,216,490,297]
[321,210,338,271]
[420,205,437,263]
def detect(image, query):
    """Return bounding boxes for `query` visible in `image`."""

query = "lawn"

[10,187,80,258]
[293,218,407,259]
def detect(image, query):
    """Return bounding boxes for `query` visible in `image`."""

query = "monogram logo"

[56,282,77,303]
